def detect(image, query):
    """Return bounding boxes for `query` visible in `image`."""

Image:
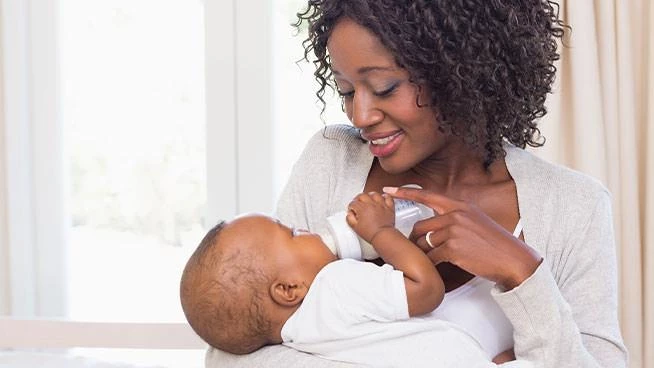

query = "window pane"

[271,1,348,200]
[60,0,206,322]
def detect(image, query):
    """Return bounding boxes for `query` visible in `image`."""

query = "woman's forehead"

[327,19,396,74]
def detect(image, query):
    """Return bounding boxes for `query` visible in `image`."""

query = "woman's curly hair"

[296,0,568,165]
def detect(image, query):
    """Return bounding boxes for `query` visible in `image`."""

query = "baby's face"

[221,214,337,281]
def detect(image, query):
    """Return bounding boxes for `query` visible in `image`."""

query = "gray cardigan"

[206,125,627,368]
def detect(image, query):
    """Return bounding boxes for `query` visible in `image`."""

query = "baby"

[179,192,527,367]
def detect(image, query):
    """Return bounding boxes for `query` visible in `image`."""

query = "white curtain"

[0,0,11,317]
[0,0,67,318]
[0,5,8,315]
[536,1,652,367]
[645,3,654,366]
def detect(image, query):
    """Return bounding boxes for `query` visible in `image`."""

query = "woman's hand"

[383,186,542,290]
[346,192,395,243]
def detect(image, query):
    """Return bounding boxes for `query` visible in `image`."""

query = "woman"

[206,1,627,367]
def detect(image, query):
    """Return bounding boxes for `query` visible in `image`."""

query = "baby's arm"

[346,192,445,317]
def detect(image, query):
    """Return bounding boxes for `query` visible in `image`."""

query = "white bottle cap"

[325,212,362,260]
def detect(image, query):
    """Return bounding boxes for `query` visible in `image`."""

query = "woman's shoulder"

[505,145,614,257]
[295,124,370,168]
[205,346,358,368]
[321,123,364,141]
[305,124,366,150]
[505,144,610,206]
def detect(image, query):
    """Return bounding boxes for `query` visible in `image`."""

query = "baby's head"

[179,214,336,354]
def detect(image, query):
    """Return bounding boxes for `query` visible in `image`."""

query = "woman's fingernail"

[382,186,398,194]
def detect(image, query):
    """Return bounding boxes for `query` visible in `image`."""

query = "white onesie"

[281,260,530,368]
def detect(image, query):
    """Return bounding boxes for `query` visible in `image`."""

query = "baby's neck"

[268,302,303,345]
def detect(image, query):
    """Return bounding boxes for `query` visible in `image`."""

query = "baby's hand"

[345,192,395,243]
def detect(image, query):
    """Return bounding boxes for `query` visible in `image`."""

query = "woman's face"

[327,18,444,174]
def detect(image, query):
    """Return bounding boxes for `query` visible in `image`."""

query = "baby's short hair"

[180,221,273,354]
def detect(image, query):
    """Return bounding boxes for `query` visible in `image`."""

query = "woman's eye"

[374,83,398,97]
[338,90,354,99]
[337,82,398,100]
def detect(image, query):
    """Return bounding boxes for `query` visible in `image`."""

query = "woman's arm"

[205,345,358,368]
[492,191,627,367]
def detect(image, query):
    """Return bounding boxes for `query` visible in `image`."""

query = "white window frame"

[207,0,274,221]
[0,317,205,349]
[1,0,274,349]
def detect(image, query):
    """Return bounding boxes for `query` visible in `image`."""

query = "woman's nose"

[348,94,384,128]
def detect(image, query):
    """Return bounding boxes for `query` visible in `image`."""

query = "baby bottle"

[318,184,434,260]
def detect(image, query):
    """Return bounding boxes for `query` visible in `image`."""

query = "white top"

[281,260,528,368]
[431,276,513,359]
[206,125,627,368]
[428,220,523,359]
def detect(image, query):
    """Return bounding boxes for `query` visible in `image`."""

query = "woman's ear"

[270,279,307,307]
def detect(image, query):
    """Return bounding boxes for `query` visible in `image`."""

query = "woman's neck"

[410,140,504,192]
[364,140,511,200]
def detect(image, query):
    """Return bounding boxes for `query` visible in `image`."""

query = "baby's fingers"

[383,193,394,209]
[366,191,386,204]
[345,209,358,227]
[352,193,373,203]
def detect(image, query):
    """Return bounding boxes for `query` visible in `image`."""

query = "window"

[271,0,347,199]
[61,0,206,323]
[58,0,349,323]
[1,1,345,366]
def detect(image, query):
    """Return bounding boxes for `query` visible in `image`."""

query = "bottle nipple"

[325,214,363,260]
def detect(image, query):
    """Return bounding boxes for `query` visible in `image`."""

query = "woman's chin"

[377,156,415,175]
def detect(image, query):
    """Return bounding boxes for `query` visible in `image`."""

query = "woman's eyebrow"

[332,66,398,76]
[357,66,397,74]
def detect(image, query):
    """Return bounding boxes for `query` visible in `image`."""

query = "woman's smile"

[364,130,405,158]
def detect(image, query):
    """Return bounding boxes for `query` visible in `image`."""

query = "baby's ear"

[270,280,306,307]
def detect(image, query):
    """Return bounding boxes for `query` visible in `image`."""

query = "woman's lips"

[366,131,404,158]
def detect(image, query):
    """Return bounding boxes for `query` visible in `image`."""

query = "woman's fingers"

[413,221,450,250]
[408,212,458,243]
[426,246,450,265]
